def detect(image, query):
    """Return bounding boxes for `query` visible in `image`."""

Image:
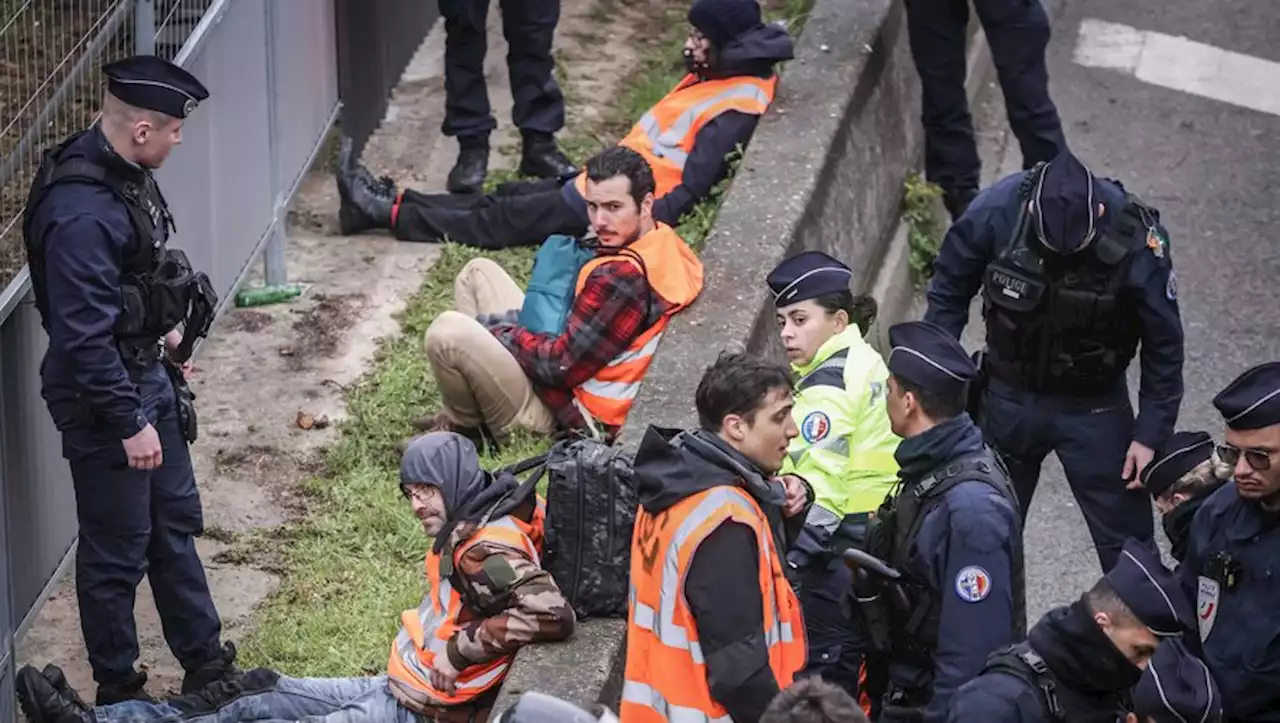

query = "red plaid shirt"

[490,260,665,431]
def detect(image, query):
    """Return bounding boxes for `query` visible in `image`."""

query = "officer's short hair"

[1160,452,1232,502]
[761,678,869,723]
[890,374,967,421]
[585,146,656,209]
[1085,577,1142,629]
[696,351,794,431]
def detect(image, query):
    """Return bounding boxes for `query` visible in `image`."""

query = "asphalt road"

[914,0,1280,622]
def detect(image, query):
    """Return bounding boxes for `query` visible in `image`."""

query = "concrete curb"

[492,0,1000,712]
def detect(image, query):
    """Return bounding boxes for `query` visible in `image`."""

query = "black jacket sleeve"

[685,521,779,723]
[652,111,761,227]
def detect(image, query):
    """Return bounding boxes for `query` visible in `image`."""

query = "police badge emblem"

[1197,575,1220,642]
[1146,227,1166,259]
[183,97,197,117]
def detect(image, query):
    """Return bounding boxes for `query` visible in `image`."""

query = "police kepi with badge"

[851,320,1023,723]
[923,148,1185,572]
[22,55,232,703]
[1178,361,1280,722]
[1129,639,1223,723]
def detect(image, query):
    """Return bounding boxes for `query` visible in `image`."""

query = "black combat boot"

[94,669,154,705]
[169,668,281,717]
[181,641,241,695]
[17,665,96,723]
[943,186,979,222]
[518,131,578,180]
[335,136,396,235]
[448,136,490,195]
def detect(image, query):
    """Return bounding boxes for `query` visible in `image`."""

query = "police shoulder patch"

[954,565,992,603]
[800,410,831,443]
[1166,270,1177,301]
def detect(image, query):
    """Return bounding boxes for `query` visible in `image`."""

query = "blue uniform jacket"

[27,125,172,456]
[892,414,1023,723]
[922,170,1185,449]
[1179,482,1280,721]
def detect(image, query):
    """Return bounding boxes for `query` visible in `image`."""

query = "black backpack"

[504,438,638,619]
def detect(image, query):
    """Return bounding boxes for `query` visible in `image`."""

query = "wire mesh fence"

[0,0,212,293]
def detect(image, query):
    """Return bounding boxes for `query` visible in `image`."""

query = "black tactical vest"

[982,642,1131,723]
[878,448,1026,671]
[23,130,217,366]
[980,166,1162,396]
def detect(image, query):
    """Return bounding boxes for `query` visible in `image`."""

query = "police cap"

[886,320,975,396]
[103,54,209,119]
[1105,538,1194,637]
[1140,431,1213,499]
[1032,149,1104,254]
[766,250,853,308]
[1213,361,1280,430]
[1132,639,1223,723]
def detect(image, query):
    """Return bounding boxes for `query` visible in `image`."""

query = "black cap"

[766,250,854,308]
[1141,431,1214,499]
[1105,539,1194,637]
[103,55,209,119]
[1133,640,1223,723]
[1213,361,1280,430]
[1031,150,1104,254]
[688,0,763,47]
[886,321,976,395]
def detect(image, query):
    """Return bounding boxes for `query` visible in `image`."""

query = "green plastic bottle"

[234,284,305,308]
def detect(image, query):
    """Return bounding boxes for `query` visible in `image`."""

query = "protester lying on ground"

[1138,430,1231,562]
[761,678,871,723]
[334,0,794,249]
[623,352,813,723]
[16,433,574,723]
[415,147,703,450]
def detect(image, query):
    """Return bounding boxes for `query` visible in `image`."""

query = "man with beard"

[334,0,794,249]
[1138,431,1230,563]
[947,538,1194,722]
[416,147,703,448]
[622,352,812,723]
[1178,361,1280,722]
[16,433,575,723]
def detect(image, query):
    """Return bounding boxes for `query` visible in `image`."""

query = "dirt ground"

[16,0,652,705]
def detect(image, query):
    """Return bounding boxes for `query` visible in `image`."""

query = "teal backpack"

[518,234,597,335]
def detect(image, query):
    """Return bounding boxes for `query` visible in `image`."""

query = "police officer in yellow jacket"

[767,250,902,699]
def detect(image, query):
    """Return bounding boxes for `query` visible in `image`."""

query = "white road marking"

[1073,18,1280,117]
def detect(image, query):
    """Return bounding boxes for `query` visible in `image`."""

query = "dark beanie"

[688,0,763,47]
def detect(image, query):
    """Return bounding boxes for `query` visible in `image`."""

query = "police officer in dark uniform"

[1139,431,1228,564]
[22,55,235,704]
[851,320,1023,722]
[924,149,1185,572]
[904,0,1066,220]
[1129,639,1223,723]
[1179,361,1280,722]
[439,0,579,194]
[949,538,1194,722]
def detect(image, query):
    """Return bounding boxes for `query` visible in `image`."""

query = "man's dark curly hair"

[761,678,869,723]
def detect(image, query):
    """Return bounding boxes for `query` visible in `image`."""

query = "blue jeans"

[96,676,419,723]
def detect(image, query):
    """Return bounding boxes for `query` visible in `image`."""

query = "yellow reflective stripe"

[622,681,733,723]
[641,84,772,168]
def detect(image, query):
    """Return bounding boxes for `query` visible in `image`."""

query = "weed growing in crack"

[903,172,945,285]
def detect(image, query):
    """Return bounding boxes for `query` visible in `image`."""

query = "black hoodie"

[632,426,810,723]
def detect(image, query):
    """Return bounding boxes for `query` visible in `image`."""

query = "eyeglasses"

[403,486,435,504]
[1216,444,1274,472]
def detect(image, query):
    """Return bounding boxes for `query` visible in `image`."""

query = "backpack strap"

[983,643,1067,721]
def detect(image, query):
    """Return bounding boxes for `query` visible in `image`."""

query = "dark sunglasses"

[1216,444,1273,472]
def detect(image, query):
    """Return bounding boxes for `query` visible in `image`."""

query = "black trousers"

[440,0,566,139]
[904,0,1066,192]
[394,178,587,248]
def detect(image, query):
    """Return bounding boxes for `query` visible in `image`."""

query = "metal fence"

[0,0,344,717]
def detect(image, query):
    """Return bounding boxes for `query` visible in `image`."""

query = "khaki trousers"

[424,258,557,437]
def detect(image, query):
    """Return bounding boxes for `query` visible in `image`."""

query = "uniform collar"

[88,123,149,183]
[792,325,862,376]
[1224,483,1280,541]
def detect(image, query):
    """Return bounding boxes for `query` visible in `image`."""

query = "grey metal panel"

[271,0,340,195]
[2,294,77,632]
[0,648,13,723]
[153,0,274,303]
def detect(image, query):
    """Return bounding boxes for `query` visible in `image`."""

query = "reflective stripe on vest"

[621,486,806,723]
[575,75,777,200]
[386,510,542,705]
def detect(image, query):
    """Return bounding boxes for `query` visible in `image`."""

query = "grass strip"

[238,0,813,676]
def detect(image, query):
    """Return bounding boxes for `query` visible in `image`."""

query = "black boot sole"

[16,668,51,723]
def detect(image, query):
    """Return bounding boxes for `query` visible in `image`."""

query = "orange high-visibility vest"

[386,499,546,706]
[572,223,703,428]
[621,485,807,723]
[575,74,778,199]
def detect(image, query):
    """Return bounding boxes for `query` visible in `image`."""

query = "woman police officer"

[767,250,901,702]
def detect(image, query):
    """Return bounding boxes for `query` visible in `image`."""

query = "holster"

[163,358,199,443]
[967,349,989,421]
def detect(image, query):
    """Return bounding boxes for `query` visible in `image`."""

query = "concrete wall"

[491,0,996,711]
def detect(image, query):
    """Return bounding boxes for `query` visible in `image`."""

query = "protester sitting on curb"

[623,352,813,723]
[334,0,795,249]
[761,678,871,723]
[1138,430,1231,562]
[415,147,704,449]
[16,433,575,723]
